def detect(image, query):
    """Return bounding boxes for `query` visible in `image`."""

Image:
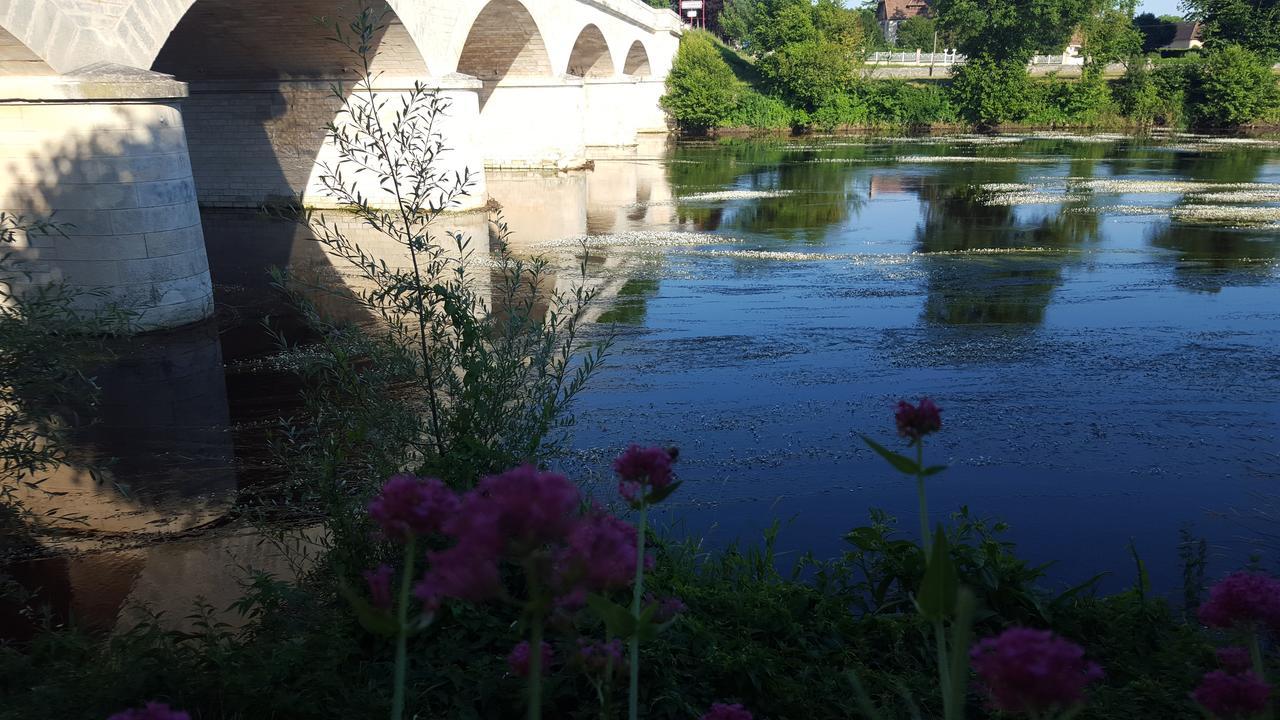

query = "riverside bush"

[947,55,1034,126]
[662,31,742,134]
[724,87,801,130]
[1186,44,1280,127]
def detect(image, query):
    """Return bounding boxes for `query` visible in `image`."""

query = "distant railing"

[866,52,1093,67]
[866,51,964,65]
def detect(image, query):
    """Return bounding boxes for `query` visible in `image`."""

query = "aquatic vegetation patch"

[1171,204,1280,226]
[533,231,744,250]
[1067,178,1280,194]
[895,155,1033,164]
[980,191,1083,206]
[1067,204,1173,216]
[683,248,851,261]
[677,189,795,202]
[1185,190,1280,204]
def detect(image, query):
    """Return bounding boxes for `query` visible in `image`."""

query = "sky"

[1136,0,1185,17]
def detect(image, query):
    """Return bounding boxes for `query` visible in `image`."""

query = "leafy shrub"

[948,55,1033,126]
[1026,72,1115,126]
[757,37,857,113]
[1186,44,1280,127]
[812,91,870,129]
[662,31,743,134]
[1114,60,1167,125]
[725,87,799,130]
[862,80,958,126]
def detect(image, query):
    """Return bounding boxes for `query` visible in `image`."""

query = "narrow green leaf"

[645,480,683,505]
[338,583,398,638]
[945,588,976,720]
[917,526,958,622]
[921,465,948,477]
[862,435,921,475]
[587,593,635,638]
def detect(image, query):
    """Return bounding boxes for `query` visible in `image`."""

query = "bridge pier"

[477,76,588,170]
[0,64,214,331]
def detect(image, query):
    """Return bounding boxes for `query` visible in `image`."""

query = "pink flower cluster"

[644,593,687,622]
[577,638,626,673]
[507,640,554,677]
[614,444,676,505]
[107,703,190,720]
[1199,572,1280,632]
[700,703,753,720]
[970,627,1103,714]
[1193,670,1272,719]
[359,465,638,612]
[1217,647,1254,674]
[895,398,942,443]
[367,474,457,541]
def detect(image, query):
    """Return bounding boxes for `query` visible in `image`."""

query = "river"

[3,132,1279,634]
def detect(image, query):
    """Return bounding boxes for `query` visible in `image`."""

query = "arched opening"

[151,0,431,210]
[567,25,614,78]
[622,40,652,77]
[457,0,551,107]
[0,26,55,75]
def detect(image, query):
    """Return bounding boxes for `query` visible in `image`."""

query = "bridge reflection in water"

[0,140,676,638]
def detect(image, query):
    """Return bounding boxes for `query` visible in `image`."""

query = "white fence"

[867,52,1088,67]
[867,51,963,65]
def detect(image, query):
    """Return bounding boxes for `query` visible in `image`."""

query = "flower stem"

[629,503,649,720]
[933,618,955,720]
[391,536,417,720]
[528,617,544,720]
[916,441,931,557]
[1249,630,1266,680]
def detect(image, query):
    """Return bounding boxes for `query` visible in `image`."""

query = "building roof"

[1166,21,1203,50]
[877,0,931,22]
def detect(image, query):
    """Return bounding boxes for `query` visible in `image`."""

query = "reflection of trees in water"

[914,162,1100,326]
[1147,145,1276,292]
[1150,224,1280,293]
[668,140,868,240]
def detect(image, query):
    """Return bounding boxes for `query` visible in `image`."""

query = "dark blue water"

[534,134,1280,595]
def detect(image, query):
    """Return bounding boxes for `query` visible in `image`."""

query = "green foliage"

[1186,44,1280,126]
[935,0,1097,60]
[895,15,938,51]
[662,31,743,133]
[1185,0,1280,58]
[948,55,1034,126]
[812,91,870,129]
[862,80,959,126]
[1082,0,1143,65]
[1115,59,1187,125]
[758,37,857,112]
[719,0,760,51]
[1026,71,1117,126]
[725,87,801,129]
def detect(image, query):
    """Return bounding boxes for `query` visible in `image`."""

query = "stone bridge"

[0,0,681,328]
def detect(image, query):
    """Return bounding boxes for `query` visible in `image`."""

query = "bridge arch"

[622,40,652,77]
[148,0,437,209]
[0,26,55,76]
[567,24,615,78]
[456,0,553,93]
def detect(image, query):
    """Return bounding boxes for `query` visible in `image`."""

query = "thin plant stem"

[629,503,649,720]
[391,535,417,720]
[352,25,446,458]
[528,617,545,720]
[916,441,930,557]
[933,619,953,720]
[1249,630,1266,679]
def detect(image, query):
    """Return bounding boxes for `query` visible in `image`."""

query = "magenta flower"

[367,474,458,542]
[1199,572,1280,632]
[508,640,553,677]
[644,593,687,622]
[970,627,1103,714]
[558,512,639,593]
[414,539,502,610]
[1218,647,1255,674]
[577,638,626,673]
[895,397,942,443]
[363,564,394,610]
[107,703,190,720]
[1193,670,1271,719]
[466,465,580,551]
[700,703,753,720]
[613,444,676,505]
